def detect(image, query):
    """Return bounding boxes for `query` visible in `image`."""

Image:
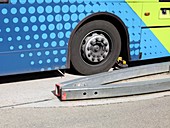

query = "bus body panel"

[140,28,170,60]
[130,2,170,60]
[0,0,170,76]
[142,3,170,27]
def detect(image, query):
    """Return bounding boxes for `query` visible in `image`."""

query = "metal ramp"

[55,62,170,101]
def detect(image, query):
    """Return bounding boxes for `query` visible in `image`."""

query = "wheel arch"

[67,12,130,68]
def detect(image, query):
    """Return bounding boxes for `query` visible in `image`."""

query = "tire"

[70,20,121,75]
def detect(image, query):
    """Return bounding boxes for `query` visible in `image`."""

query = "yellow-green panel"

[142,3,170,26]
[126,0,158,2]
[126,2,143,17]
[128,1,170,54]
[150,27,170,52]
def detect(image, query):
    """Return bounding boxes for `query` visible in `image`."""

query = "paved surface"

[0,71,170,127]
[0,72,82,108]
[0,95,170,128]
[0,71,170,108]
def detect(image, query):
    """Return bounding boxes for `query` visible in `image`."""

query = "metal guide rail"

[55,62,170,101]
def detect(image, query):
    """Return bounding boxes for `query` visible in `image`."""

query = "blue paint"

[0,0,169,76]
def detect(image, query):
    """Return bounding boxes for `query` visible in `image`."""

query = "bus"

[0,0,170,76]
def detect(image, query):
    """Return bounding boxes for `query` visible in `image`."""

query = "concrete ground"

[0,95,170,128]
[0,71,170,108]
[0,71,170,128]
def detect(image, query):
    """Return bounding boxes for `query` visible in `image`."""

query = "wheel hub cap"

[82,31,110,63]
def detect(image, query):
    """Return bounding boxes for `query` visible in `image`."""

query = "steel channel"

[62,62,170,88]
[61,78,170,100]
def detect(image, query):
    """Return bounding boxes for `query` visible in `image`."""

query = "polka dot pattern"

[0,0,167,76]
[140,29,170,60]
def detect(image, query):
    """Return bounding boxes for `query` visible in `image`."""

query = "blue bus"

[0,0,170,76]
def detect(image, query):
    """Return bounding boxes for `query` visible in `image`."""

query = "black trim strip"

[142,26,170,29]
[0,0,9,3]
[160,8,170,10]
[159,0,170,2]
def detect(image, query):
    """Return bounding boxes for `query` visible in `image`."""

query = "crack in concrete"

[0,98,53,109]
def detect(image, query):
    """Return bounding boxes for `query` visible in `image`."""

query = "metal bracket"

[55,62,170,101]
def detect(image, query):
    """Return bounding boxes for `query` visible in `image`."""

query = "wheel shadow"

[1,57,170,84]
[128,57,170,67]
[0,70,66,84]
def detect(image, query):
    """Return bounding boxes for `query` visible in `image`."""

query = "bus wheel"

[70,20,121,75]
